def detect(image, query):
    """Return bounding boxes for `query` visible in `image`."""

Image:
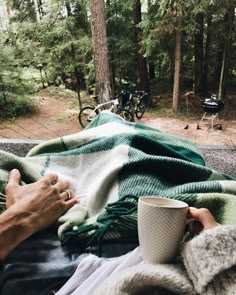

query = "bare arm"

[0,169,78,261]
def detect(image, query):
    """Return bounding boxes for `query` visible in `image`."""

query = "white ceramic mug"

[138,196,189,264]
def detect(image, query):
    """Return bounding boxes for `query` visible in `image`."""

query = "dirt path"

[139,112,236,147]
[0,95,236,146]
[0,96,82,140]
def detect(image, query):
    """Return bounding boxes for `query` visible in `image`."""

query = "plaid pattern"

[0,112,235,254]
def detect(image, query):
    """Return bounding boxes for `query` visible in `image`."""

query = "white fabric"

[56,247,142,295]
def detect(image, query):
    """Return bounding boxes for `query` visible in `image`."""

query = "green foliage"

[7,0,37,22]
[0,0,235,120]
[0,30,39,118]
[0,94,38,119]
[106,0,137,85]
[8,0,93,92]
[139,0,236,89]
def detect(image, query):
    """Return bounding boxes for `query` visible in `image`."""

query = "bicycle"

[133,90,148,119]
[118,86,148,120]
[78,96,133,128]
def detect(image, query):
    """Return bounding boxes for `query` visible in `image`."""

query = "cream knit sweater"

[94,225,236,295]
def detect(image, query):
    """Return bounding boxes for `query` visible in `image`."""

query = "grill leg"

[208,113,222,130]
[197,112,207,129]
[198,112,222,130]
[211,114,214,129]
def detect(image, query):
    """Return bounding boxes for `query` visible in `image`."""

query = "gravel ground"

[200,146,236,178]
[0,140,235,178]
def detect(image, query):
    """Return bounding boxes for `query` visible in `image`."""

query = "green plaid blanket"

[0,112,235,254]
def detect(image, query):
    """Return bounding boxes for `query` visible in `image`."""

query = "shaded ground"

[0,92,235,147]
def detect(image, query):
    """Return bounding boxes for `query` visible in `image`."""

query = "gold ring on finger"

[65,190,71,201]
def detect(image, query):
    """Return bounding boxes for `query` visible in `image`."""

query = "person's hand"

[5,169,78,234]
[188,207,220,236]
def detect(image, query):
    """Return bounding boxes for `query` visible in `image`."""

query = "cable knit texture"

[182,225,236,294]
[94,263,194,295]
[94,225,236,295]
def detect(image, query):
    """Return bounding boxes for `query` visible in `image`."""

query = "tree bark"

[106,0,115,95]
[34,0,44,21]
[90,0,111,103]
[147,0,155,81]
[173,28,181,113]
[203,15,212,95]
[167,44,175,86]
[218,45,226,99]
[83,54,90,95]
[218,7,234,99]
[71,43,82,109]
[65,0,72,17]
[133,0,149,94]
[33,0,40,21]
[194,13,204,94]
[148,62,155,80]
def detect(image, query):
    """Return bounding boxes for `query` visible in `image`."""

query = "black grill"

[201,95,224,114]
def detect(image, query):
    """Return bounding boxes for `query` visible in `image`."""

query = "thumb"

[188,207,219,230]
[8,169,21,187]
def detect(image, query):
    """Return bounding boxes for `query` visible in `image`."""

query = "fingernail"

[11,169,19,175]
[189,207,197,210]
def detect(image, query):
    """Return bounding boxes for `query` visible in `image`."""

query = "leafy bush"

[0,94,38,119]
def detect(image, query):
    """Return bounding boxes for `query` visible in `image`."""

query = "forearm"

[0,206,33,260]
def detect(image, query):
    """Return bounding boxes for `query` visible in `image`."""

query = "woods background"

[0,0,235,118]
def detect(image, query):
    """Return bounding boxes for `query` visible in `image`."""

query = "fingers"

[7,169,21,187]
[43,174,58,185]
[54,180,70,194]
[188,207,219,230]
[64,197,79,209]
[60,190,74,201]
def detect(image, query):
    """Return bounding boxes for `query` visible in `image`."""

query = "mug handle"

[186,218,202,237]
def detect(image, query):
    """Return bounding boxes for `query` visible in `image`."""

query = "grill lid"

[201,94,224,113]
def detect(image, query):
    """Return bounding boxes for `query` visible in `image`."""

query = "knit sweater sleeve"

[182,225,236,294]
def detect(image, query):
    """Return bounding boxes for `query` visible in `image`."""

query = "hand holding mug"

[188,207,219,237]
[137,197,220,265]
[138,197,189,264]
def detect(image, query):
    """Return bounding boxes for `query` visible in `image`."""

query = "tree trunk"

[71,43,82,109]
[218,46,226,99]
[83,54,90,95]
[33,0,40,21]
[106,0,115,96]
[218,7,234,99]
[39,68,46,88]
[148,62,155,80]
[133,0,149,94]
[34,0,44,21]
[221,7,234,98]
[38,0,44,19]
[147,0,155,81]
[214,45,224,87]
[167,45,175,86]
[90,0,111,103]
[65,0,72,17]
[194,13,204,94]
[173,28,182,113]
[203,15,212,95]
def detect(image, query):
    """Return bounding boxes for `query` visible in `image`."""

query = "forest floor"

[0,88,236,147]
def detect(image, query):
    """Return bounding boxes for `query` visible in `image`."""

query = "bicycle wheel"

[116,108,134,122]
[135,96,147,119]
[78,106,98,128]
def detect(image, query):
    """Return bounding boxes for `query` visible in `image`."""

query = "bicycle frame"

[88,98,120,120]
